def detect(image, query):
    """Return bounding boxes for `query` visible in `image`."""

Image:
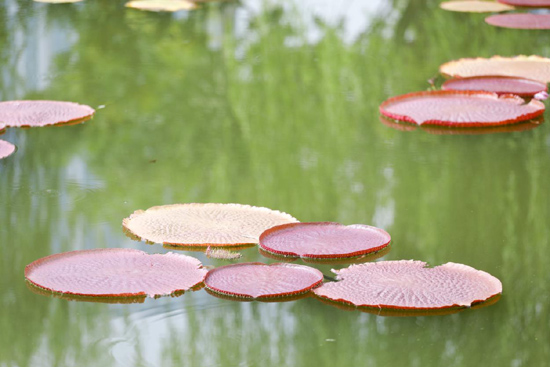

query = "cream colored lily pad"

[125,0,197,12]
[123,203,298,247]
[440,55,550,84]
[440,1,514,12]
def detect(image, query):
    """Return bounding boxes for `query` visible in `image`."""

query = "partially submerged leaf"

[440,1,514,12]
[204,262,324,300]
[0,100,94,128]
[0,140,16,160]
[33,0,83,3]
[259,222,391,260]
[313,260,502,311]
[497,0,550,7]
[205,247,242,260]
[379,90,545,127]
[25,248,208,299]
[440,55,550,83]
[442,75,547,97]
[125,0,197,12]
[486,13,550,29]
[123,203,298,247]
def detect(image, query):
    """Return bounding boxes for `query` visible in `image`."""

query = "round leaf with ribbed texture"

[0,100,94,128]
[440,1,514,12]
[497,0,550,7]
[379,90,544,127]
[486,13,550,29]
[204,262,324,299]
[0,140,15,159]
[25,248,208,299]
[440,55,550,83]
[442,76,547,97]
[259,222,391,260]
[314,261,502,310]
[125,0,197,12]
[123,203,298,247]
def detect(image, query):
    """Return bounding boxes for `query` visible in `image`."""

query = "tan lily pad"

[0,140,16,160]
[123,203,298,247]
[440,55,550,83]
[440,1,514,12]
[125,0,197,12]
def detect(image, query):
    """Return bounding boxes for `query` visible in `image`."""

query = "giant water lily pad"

[123,203,298,247]
[0,140,16,159]
[440,1,514,12]
[440,55,550,83]
[125,0,197,12]
[0,100,94,128]
[442,76,547,97]
[25,248,207,299]
[313,261,502,311]
[204,262,324,300]
[379,90,544,127]
[497,0,550,6]
[486,13,550,29]
[259,222,391,261]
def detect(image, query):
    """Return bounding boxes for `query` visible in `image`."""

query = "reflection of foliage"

[1,0,550,366]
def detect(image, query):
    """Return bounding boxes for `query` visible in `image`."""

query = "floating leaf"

[313,261,502,311]
[486,13,550,29]
[380,115,542,135]
[125,0,197,12]
[440,55,550,83]
[204,262,324,300]
[497,0,550,7]
[379,90,545,127]
[205,247,242,260]
[0,100,94,128]
[33,0,83,3]
[25,248,208,299]
[442,75,547,97]
[0,140,16,160]
[440,1,514,12]
[259,222,391,261]
[123,203,298,247]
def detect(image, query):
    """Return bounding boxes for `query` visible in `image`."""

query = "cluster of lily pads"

[379,55,548,131]
[440,0,550,30]
[24,202,503,316]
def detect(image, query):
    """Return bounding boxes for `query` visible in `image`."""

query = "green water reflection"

[1,0,549,366]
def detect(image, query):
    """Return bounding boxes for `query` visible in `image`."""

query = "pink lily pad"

[0,140,16,159]
[0,100,95,128]
[486,13,550,29]
[25,248,208,299]
[440,55,550,84]
[313,260,502,311]
[442,76,547,97]
[497,0,550,7]
[379,90,545,127]
[259,222,391,260]
[204,262,324,300]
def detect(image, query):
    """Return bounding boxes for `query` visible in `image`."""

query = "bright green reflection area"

[1,0,550,366]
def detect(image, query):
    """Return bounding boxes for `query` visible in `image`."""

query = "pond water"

[1,0,549,366]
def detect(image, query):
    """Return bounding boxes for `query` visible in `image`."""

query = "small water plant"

[25,248,207,299]
[204,262,323,300]
[122,203,298,247]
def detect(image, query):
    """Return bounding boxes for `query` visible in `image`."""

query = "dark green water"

[1,0,549,366]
